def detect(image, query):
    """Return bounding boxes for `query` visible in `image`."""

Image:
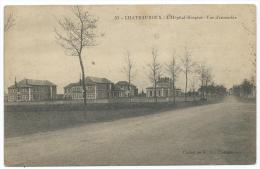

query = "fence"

[5,96,200,106]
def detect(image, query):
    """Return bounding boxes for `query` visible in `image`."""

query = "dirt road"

[5,96,256,166]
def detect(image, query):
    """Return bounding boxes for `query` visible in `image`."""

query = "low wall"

[4,96,196,106]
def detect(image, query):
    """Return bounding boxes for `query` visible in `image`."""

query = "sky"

[4,5,256,94]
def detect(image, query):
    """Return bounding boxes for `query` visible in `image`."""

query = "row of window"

[9,88,28,93]
[86,94,95,99]
[66,86,96,93]
[147,90,168,97]
[147,89,183,97]
[65,85,116,93]
[71,93,83,99]
[70,93,96,99]
[9,87,52,93]
[9,95,31,101]
[66,89,113,94]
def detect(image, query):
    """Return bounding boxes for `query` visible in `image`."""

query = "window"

[22,95,28,101]
[150,91,153,97]
[158,90,161,97]
[9,96,14,100]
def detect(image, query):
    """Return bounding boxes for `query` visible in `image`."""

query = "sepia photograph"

[3,4,256,166]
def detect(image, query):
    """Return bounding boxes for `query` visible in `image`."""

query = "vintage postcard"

[4,5,256,166]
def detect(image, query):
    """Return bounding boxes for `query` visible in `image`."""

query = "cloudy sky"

[4,5,255,93]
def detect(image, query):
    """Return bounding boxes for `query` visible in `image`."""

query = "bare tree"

[204,67,212,100]
[197,64,212,100]
[148,48,162,103]
[166,50,180,104]
[189,76,197,101]
[122,50,135,102]
[250,56,256,97]
[180,47,195,102]
[250,44,256,90]
[4,12,16,32]
[55,6,98,105]
[197,64,207,100]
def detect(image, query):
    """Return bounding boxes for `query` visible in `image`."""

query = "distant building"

[8,78,57,102]
[175,88,182,96]
[114,81,138,97]
[55,94,64,100]
[228,88,233,95]
[64,76,114,100]
[137,89,146,97]
[146,77,181,98]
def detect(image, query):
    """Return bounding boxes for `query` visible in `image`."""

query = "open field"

[5,96,223,138]
[4,96,256,166]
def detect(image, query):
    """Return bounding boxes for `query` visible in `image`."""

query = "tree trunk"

[201,80,204,100]
[193,89,196,101]
[185,69,188,102]
[205,80,208,100]
[79,55,87,105]
[128,79,132,103]
[154,81,157,103]
[172,76,176,104]
[173,85,176,104]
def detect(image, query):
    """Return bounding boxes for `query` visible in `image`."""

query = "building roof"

[64,82,80,89]
[158,77,172,83]
[146,87,171,90]
[64,76,113,89]
[8,79,56,88]
[86,76,112,84]
[116,81,136,87]
[112,84,124,91]
[146,87,182,91]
